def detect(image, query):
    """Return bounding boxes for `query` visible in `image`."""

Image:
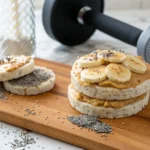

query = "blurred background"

[34,0,150,64]
[35,0,150,10]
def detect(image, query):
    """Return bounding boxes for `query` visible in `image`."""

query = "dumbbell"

[42,0,150,62]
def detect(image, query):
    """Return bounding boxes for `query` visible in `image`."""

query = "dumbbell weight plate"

[43,0,104,46]
[137,26,150,63]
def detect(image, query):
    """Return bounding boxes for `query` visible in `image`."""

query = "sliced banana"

[81,65,106,83]
[78,54,104,68]
[97,50,126,63]
[123,55,147,74]
[105,64,131,83]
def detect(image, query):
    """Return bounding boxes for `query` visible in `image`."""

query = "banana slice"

[123,55,147,74]
[105,64,131,83]
[78,54,104,68]
[97,50,126,63]
[81,65,106,83]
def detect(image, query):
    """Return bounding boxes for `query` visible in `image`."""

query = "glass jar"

[0,0,35,59]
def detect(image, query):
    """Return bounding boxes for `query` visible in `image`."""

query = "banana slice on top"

[105,64,131,83]
[123,55,147,74]
[97,50,126,63]
[78,54,104,68]
[81,65,106,83]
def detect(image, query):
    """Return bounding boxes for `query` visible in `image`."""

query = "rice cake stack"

[68,50,150,118]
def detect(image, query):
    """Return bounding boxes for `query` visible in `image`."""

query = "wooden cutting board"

[0,58,150,150]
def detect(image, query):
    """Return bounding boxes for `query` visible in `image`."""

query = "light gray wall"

[35,0,150,10]
[105,0,150,10]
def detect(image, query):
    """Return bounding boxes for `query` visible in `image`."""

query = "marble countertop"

[0,9,150,150]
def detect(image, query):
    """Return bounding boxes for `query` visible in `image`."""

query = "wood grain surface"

[0,58,150,150]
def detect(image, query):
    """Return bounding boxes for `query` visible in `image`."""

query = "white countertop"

[0,9,150,150]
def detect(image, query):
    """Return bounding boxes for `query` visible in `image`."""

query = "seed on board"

[67,115,112,134]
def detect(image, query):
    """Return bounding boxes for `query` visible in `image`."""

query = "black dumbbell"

[42,0,150,62]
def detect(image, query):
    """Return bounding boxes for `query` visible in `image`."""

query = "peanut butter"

[0,56,31,72]
[70,85,146,108]
[73,58,150,89]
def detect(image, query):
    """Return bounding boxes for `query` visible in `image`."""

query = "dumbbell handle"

[83,10,142,46]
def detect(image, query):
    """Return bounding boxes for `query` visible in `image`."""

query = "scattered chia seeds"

[0,123,42,150]
[9,130,36,149]
[100,50,115,58]
[24,108,36,116]
[8,67,52,87]
[67,115,112,134]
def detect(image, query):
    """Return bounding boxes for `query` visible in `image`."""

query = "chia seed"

[100,51,115,58]
[9,131,36,149]
[8,67,52,87]
[24,108,36,116]
[67,115,112,134]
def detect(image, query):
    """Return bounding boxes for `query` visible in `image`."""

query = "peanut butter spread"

[72,58,150,89]
[70,85,146,108]
[0,55,31,72]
